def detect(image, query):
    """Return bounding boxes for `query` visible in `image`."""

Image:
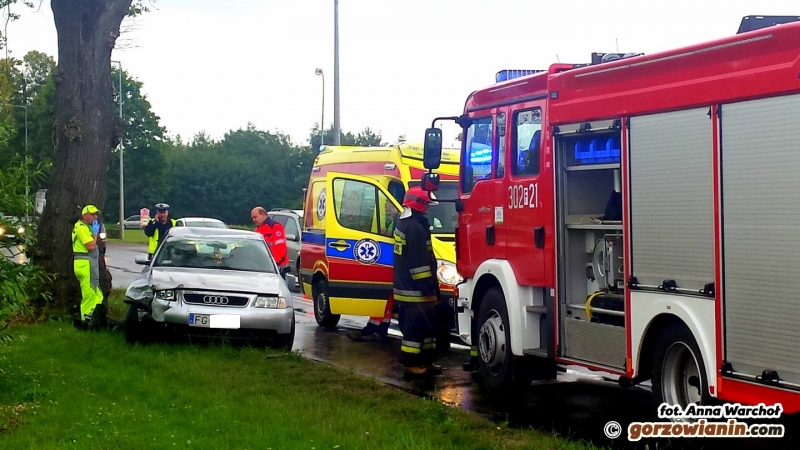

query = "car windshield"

[154,236,276,273]
[185,221,227,228]
[407,181,457,234]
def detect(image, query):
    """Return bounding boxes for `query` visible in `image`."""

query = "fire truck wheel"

[651,321,710,417]
[313,279,340,328]
[476,286,532,399]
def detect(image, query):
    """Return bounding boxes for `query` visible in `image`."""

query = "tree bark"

[31,0,131,308]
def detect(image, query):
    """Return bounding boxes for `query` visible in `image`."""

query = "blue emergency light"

[495,69,545,83]
[469,146,492,164]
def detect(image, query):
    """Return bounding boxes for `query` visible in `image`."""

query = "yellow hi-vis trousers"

[74,258,103,320]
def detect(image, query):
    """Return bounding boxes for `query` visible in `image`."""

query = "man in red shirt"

[251,206,290,278]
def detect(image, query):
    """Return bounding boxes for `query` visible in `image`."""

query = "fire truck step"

[525,305,547,315]
[523,348,548,358]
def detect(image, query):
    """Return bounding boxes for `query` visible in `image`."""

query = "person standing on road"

[73,205,105,330]
[144,203,176,259]
[392,187,442,377]
[251,207,290,278]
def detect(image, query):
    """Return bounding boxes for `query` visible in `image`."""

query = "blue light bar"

[495,69,545,83]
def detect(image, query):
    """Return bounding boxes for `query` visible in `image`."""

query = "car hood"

[148,267,284,294]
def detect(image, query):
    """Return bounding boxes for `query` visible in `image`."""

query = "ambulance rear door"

[324,172,403,317]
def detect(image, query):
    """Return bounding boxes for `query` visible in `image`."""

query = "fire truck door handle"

[534,227,545,249]
[485,225,495,246]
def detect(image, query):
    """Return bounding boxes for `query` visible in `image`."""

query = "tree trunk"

[31,0,131,309]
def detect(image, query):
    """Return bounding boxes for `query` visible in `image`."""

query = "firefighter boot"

[403,363,443,378]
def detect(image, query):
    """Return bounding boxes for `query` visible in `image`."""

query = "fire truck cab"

[422,17,800,413]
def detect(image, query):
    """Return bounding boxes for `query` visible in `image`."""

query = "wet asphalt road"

[105,243,797,450]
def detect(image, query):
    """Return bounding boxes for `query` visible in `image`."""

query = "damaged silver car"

[124,227,295,349]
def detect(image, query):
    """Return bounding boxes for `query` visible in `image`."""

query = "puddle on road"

[291,308,798,450]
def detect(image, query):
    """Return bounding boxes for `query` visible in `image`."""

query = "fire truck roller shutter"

[629,107,714,292]
[720,93,800,386]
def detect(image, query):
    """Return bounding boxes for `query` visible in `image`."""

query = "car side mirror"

[423,128,443,170]
[285,233,298,242]
[135,254,151,265]
[421,172,440,192]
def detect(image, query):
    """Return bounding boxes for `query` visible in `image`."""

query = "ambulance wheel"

[652,321,710,419]
[476,286,532,400]
[313,279,340,328]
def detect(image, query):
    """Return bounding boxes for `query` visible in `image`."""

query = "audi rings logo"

[203,295,229,305]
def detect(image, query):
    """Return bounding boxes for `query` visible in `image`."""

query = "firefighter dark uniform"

[73,205,104,328]
[393,187,442,377]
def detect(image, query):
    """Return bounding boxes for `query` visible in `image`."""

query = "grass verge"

[106,228,149,244]
[0,323,601,450]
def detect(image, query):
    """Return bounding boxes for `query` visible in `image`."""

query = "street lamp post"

[333,0,340,145]
[315,68,325,148]
[111,60,124,240]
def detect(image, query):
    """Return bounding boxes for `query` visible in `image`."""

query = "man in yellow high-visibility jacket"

[73,204,104,329]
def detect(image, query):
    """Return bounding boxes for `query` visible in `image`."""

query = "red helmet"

[403,186,435,212]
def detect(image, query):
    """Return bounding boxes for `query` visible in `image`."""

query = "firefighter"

[393,187,442,377]
[251,206,290,278]
[73,205,105,330]
[144,203,176,259]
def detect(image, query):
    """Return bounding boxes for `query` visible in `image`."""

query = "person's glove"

[91,220,101,235]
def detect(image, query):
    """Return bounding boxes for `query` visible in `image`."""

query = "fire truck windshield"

[409,180,457,234]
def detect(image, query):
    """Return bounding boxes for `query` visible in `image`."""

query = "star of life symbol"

[317,188,327,221]
[354,238,380,264]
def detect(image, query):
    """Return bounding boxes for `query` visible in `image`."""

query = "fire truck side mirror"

[423,128,443,170]
[421,172,440,192]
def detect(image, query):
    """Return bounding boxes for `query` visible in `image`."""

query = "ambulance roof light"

[495,69,546,83]
[318,145,326,152]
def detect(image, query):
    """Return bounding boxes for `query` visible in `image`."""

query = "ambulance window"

[512,108,542,177]
[388,180,405,204]
[463,116,494,194]
[333,178,379,234]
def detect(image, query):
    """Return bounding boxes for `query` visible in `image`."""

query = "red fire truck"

[420,16,800,413]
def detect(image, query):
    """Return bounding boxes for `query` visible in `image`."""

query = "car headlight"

[436,260,463,286]
[99,232,106,239]
[155,290,176,301]
[17,226,25,234]
[255,295,287,309]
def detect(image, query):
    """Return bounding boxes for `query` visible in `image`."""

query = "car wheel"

[271,312,296,351]
[125,304,142,345]
[476,286,533,400]
[652,321,710,422]
[313,278,340,328]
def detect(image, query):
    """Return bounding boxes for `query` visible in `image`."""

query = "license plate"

[188,314,240,329]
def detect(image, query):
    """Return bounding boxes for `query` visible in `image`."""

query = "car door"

[269,213,301,275]
[324,172,402,318]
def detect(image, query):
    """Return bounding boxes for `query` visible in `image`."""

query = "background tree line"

[0,49,388,226]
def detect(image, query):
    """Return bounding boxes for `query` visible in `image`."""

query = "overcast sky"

[7,1,799,146]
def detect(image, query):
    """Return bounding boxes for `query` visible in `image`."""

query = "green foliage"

[0,156,53,344]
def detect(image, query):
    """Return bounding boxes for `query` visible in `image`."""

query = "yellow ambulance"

[300,142,461,328]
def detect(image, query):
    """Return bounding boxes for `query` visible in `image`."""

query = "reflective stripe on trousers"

[74,257,103,320]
